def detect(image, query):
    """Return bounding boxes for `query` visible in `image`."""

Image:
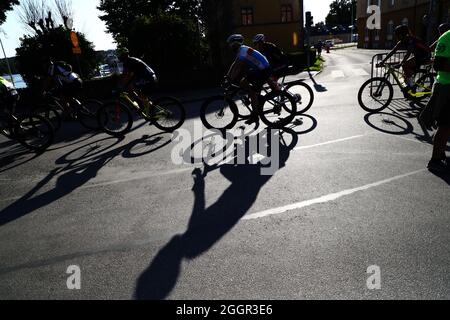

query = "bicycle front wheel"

[358,77,394,113]
[200,96,239,130]
[258,90,297,129]
[32,104,62,132]
[14,114,54,152]
[97,101,133,136]
[285,81,314,114]
[150,97,186,132]
[78,99,103,130]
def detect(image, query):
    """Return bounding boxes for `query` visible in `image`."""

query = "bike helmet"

[116,47,130,60]
[252,34,266,44]
[395,25,410,37]
[439,22,450,35]
[227,34,244,45]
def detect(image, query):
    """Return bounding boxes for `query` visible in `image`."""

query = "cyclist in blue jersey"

[226,34,278,124]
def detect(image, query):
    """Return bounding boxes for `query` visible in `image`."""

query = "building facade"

[231,0,303,52]
[357,0,450,49]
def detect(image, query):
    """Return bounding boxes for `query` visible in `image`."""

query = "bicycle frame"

[118,90,169,122]
[223,84,254,113]
[371,52,434,98]
[381,65,433,98]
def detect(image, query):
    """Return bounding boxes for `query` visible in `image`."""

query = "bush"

[287,49,317,70]
[15,26,99,90]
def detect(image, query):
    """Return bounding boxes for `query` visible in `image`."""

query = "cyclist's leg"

[403,57,417,88]
[133,78,155,108]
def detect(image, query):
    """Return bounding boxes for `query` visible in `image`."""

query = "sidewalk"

[331,42,358,50]
[171,70,321,104]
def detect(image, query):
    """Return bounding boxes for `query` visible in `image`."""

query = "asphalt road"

[0,47,449,300]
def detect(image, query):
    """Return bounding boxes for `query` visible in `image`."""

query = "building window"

[367,0,381,8]
[387,20,394,40]
[389,0,395,6]
[241,7,254,26]
[374,29,380,41]
[281,4,293,23]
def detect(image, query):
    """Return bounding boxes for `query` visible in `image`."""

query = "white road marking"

[243,169,427,220]
[331,70,345,78]
[79,167,196,190]
[294,135,366,151]
[352,68,370,76]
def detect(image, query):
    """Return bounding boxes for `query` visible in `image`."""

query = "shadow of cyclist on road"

[0,132,173,226]
[134,128,298,300]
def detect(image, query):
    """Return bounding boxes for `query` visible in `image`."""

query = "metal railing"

[370,51,408,86]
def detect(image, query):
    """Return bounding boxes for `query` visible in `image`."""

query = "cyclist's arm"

[430,39,439,51]
[227,59,246,84]
[42,76,54,93]
[380,42,401,64]
[400,51,412,65]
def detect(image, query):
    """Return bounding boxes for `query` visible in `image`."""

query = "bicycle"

[358,61,435,113]
[273,65,315,115]
[0,96,54,152]
[97,89,186,137]
[200,78,297,130]
[32,90,103,131]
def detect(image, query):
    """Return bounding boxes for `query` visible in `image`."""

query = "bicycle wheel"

[150,97,186,132]
[78,99,103,130]
[14,114,54,152]
[285,81,314,114]
[200,96,239,130]
[32,104,62,132]
[258,90,297,129]
[358,77,394,113]
[97,101,133,136]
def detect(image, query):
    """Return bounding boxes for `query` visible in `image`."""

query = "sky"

[0,0,115,58]
[304,0,334,26]
[0,0,334,58]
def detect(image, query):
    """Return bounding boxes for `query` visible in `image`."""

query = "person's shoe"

[427,158,450,173]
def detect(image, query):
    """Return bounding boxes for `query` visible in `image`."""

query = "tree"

[98,0,203,46]
[325,0,356,27]
[15,0,98,87]
[127,12,208,83]
[0,0,19,25]
[16,26,98,86]
[18,0,74,34]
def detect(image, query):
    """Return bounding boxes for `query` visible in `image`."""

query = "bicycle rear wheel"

[200,96,239,130]
[97,101,133,136]
[14,114,54,152]
[358,77,394,113]
[150,97,186,132]
[78,99,103,130]
[258,90,297,129]
[285,81,314,114]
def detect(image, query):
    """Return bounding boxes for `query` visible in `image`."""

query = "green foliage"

[0,0,18,25]
[325,0,356,26]
[98,0,202,46]
[127,13,208,81]
[0,57,18,74]
[15,26,98,88]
